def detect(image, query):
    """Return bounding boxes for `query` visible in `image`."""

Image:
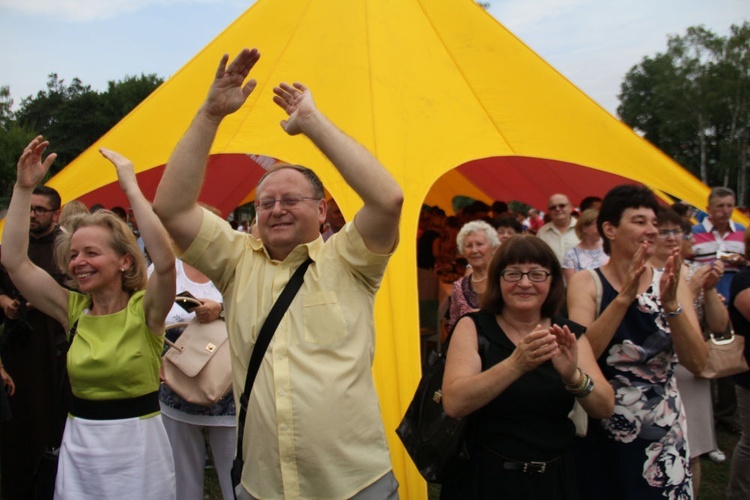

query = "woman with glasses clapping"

[440,235,613,499]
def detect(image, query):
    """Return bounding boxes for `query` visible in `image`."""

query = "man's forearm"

[302,111,402,215]
[153,108,221,250]
[155,108,221,221]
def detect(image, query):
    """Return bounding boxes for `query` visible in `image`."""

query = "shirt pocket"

[302,291,346,345]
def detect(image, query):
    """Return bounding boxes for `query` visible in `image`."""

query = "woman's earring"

[120,268,125,272]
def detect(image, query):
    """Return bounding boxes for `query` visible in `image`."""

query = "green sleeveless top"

[67,290,163,400]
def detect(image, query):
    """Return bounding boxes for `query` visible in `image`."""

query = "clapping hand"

[16,136,57,190]
[513,325,559,373]
[620,243,649,303]
[659,248,682,310]
[550,324,579,383]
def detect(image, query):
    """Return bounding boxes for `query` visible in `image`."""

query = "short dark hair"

[656,207,682,227]
[670,201,691,218]
[494,215,523,234]
[257,164,325,199]
[597,184,658,255]
[708,187,735,204]
[491,200,509,214]
[480,235,565,318]
[579,196,602,212]
[32,186,61,210]
[464,201,491,217]
[110,206,127,221]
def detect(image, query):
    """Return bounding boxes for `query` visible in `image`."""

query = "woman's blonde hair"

[55,210,147,293]
[59,200,89,230]
[574,209,599,240]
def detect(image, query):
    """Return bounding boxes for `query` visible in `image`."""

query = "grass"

[201,425,740,499]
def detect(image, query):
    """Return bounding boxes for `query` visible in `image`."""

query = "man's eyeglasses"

[30,206,56,215]
[657,229,683,239]
[254,196,320,212]
[500,270,552,282]
[548,203,568,211]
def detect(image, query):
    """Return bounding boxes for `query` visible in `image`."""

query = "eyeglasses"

[548,203,569,211]
[254,196,320,212]
[500,269,551,282]
[30,206,56,215]
[657,229,684,239]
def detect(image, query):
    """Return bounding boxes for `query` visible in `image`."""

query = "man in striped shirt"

[692,187,746,303]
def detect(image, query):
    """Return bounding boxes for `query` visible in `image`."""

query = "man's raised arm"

[154,49,261,251]
[273,83,403,254]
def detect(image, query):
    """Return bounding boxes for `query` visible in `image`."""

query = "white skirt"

[54,413,176,500]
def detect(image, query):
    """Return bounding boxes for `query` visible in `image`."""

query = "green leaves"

[0,74,164,205]
[618,21,750,206]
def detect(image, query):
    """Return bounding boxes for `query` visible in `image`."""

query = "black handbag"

[396,327,487,483]
[231,259,312,498]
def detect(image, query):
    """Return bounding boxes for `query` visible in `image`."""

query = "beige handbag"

[698,323,749,379]
[162,318,232,406]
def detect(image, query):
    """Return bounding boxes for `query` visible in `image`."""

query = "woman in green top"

[1,136,177,499]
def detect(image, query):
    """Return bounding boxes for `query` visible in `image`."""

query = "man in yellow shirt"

[153,48,404,499]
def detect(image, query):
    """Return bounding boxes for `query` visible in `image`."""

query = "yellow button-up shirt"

[182,209,394,499]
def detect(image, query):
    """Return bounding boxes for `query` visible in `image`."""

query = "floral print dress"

[576,268,692,500]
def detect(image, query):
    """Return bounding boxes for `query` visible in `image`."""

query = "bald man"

[537,193,580,263]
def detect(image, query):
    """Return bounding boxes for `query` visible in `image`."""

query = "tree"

[0,74,163,204]
[618,21,750,206]
[0,87,36,204]
[11,73,162,177]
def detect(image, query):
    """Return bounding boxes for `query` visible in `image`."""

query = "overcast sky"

[1,0,747,116]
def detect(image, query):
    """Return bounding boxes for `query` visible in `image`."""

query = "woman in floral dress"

[567,185,708,500]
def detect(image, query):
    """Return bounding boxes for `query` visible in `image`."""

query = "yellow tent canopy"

[7,1,747,498]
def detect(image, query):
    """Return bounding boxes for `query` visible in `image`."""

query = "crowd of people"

[419,185,749,499]
[0,45,747,500]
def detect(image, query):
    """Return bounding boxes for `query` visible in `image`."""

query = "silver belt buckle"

[523,461,547,474]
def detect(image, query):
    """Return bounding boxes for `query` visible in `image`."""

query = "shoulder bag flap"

[164,319,229,377]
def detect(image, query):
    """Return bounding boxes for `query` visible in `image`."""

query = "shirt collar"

[252,234,322,265]
[702,217,739,233]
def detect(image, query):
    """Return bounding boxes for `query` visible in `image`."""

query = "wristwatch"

[219,303,225,320]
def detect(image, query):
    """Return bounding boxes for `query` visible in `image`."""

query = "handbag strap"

[163,322,191,351]
[586,268,603,318]
[234,257,313,464]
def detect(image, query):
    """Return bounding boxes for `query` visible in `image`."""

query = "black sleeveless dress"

[440,311,585,500]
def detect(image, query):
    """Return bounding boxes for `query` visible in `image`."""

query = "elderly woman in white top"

[448,220,500,332]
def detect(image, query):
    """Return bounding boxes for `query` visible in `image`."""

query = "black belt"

[501,457,560,474]
[481,445,562,474]
[70,391,159,420]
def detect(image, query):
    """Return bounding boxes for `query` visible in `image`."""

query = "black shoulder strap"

[232,258,312,474]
